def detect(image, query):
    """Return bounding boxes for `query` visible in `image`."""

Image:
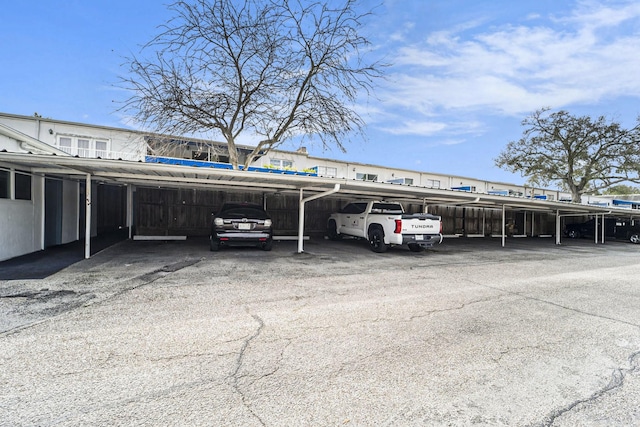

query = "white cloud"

[380,120,447,136]
[377,1,640,137]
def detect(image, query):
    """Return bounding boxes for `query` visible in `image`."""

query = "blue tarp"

[612,199,638,206]
[145,156,317,176]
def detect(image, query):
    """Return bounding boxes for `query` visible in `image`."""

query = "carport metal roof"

[2,152,639,254]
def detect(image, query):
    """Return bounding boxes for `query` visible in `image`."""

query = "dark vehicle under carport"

[565,217,640,243]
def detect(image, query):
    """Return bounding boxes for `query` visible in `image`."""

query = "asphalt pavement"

[0,229,128,280]
[1,237,639,426]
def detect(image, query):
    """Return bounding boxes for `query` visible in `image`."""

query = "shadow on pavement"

[0,230,129,280]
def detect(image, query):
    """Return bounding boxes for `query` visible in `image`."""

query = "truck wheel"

[210,237,219,252]
[261,239,273,251]
[327,220,342,240]
[368,228,388,253]
[630,233,640,244]
[408,243,424,252]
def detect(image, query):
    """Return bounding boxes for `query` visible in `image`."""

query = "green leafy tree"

[120,0,383,169]
[600,184,640,195]
[495,108,640,202]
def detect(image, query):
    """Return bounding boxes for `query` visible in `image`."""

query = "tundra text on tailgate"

[327,201,443,252]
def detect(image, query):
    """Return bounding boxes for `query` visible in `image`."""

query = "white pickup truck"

[327,201,443,252]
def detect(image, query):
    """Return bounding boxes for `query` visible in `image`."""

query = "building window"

[95,140,108,157]
[387,177,414,185]
[14,172,31,200]
[0,170,8,199]
[356,172,378,182]
[425,179,441,188]
[269,158,294,169]
[59,137,72,154]
[78,138,90,157]
[315,166,337,177]
[56,135,111,158]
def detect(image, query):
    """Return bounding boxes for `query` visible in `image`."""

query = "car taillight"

[214,218,224,226]
[264,219,272,227]
[440,221,443,233]
[394,219,402,234]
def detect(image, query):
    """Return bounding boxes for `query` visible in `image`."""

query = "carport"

[2,151,639,257]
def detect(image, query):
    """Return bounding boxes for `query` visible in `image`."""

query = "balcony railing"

[56,146,142,161]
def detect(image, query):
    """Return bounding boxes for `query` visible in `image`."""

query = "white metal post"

[85,173,92,259]
[556,210,561,245]
[298,189,305,253]
[482,208,486,236]
[532,212,535,237]
[127,184,133,239]
[501,204,506,247]
[297,184,341,253]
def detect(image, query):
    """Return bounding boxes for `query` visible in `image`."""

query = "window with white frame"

[59,137,72,153]
[56,135,111,158]
[356,172,378,182]
[268,158,294,169]
[95,140,108,157]
[315,166,337,177]
[425,179,441,188]
[77,138,90,157]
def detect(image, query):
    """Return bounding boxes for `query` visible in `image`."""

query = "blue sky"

[1,1,640,186]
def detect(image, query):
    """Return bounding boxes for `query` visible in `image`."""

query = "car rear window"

[371,203,403,214]
[220,207,269,219]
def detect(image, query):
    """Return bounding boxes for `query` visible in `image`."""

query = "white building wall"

[0,113,145,160]
[0,198,37,261]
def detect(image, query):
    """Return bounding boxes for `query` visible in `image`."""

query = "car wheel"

[210,237,219,252]
[368,228,388,253]
[630,233,640,244]
[327,220,342,240]
[262,239,273,251]
[567,229,580,239]
[408,243,424,252]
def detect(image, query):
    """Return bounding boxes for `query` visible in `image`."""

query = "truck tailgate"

[400,214,441,234]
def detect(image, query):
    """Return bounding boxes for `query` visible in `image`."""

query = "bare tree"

[495,108,640,203]
[120,0,383,169]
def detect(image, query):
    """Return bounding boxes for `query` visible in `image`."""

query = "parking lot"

[1,237,640,426]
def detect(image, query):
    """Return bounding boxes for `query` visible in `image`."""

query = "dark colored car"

[564,217,640,243]
[210,202,273,251]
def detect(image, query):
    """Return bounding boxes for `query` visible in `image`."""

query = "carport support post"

[126,184,133,240]
[501,204,506,247]
[85,173,92,259]
[532,212,535,237]
[297,184,341,253]
[556,210,561,245]
[482,209,486,236]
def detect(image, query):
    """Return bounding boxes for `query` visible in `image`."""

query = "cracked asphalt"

[1,237,640,426]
